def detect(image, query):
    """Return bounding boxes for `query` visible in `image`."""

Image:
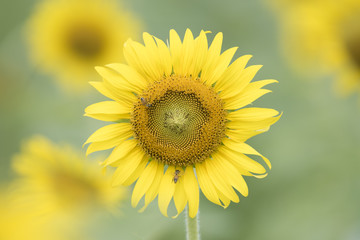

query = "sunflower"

[84,29,280,218]
[269,0,360,97]
[26,0,141,91]
[12,136,126,215]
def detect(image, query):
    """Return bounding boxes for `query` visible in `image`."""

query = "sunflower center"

[164,110,189,134]
[52,171,96,205]
[67,24,104,59]
[342,14,360,68]
[345,33,360,68]
[131,75,226,167]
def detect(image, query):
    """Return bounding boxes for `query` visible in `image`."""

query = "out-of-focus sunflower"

[0,191,64,240]
[269,0,360,97]
[11,136,126,216]
[84,29,280,218]
[26,0,141,91]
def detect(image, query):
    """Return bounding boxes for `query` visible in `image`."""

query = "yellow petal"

[143,32,158,53]
[196,163,222,206]
[123,39,145,77]
[227,108,279,121]
[218,146,266,174]
[122,159,147,186]
[205,159,239,202]
[139,162,164,212]
[227,114,281,130]
[218,65,262,99]
[248,79,275,94]
[106,63,149,91]
[95,66,141,95]
[204,47,238,87]
[89,81,119,102]
[158,166,176,217]
[154,36,172,76]
[131,160,159,208]
[216,189,231,208]
[102,80,137,105]
[252,173,268,179]
[226,128,269,142]
[89,81,135,107]
[208,32,223,57]
[200,32,222,83]
[183,166,200,218]
[192,30,209,77]
[124,38,163,82]
[142,32,169,79]
[222,138,272,169]
[84,101,130,122]
[178,29,195,76]
[84,113,129,122]
[214,54,253,92]
[169,29,183,73]
[85,131,132,156]
[212,152,248,197]
[224,79,278,110]
[102,139,138,166]
[85,123,132,145]
[111,149,145,186]
[172,175,187,218]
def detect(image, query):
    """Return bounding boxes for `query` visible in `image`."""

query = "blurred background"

[1,0,360,239]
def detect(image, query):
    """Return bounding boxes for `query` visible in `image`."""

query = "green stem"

[185,206,200,240]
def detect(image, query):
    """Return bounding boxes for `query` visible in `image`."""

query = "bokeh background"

[1,0,360,239]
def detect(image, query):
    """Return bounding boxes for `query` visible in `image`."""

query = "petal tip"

[94,66,103,72]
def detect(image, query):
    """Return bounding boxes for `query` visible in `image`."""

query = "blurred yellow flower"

[84,29,280,218]
[0,191,64,240]
[11,136,126,216]
[269,0,360,97]
[26,0,141,92]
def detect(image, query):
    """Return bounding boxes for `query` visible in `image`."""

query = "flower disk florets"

[131,75,227,166]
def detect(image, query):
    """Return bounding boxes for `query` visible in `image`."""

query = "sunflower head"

[270,0,360,97]
[85,29,280,218]
[12,136,126,215]
[132,75,227,167]
[341,12,360,69]
[27,0,141,91]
